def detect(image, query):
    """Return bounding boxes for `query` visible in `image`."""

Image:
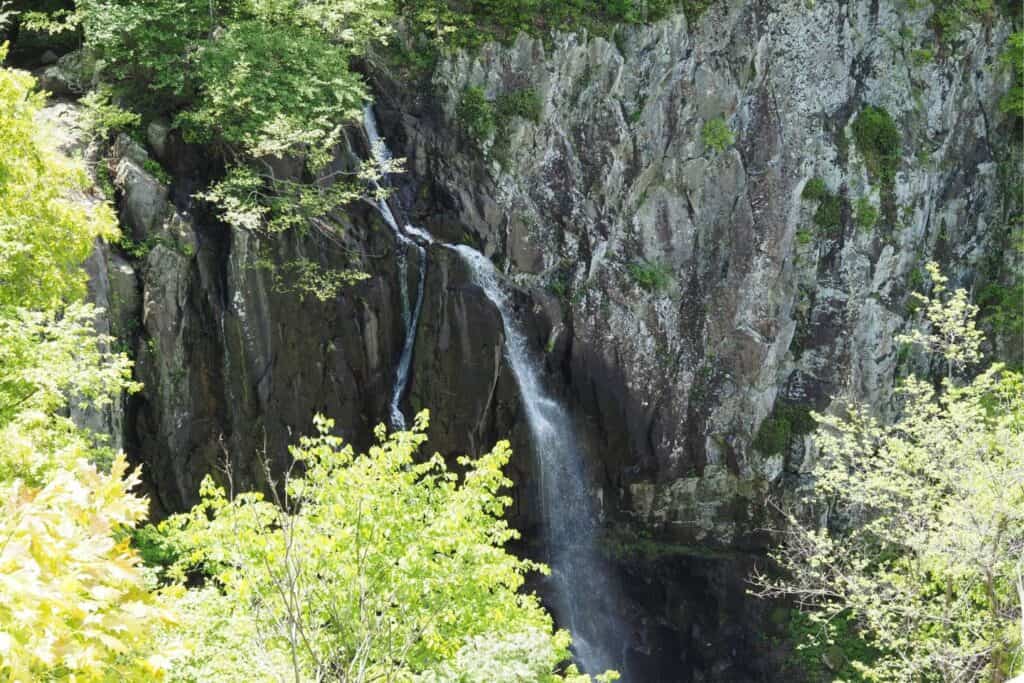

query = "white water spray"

[450,246,629,677]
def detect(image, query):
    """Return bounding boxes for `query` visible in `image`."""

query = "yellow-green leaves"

[0,47,118,309]
[898,261,984,375]
[0,53,173,682]
[0,455,179,681]
[0,304,138,429]
[753,264,1024,681]
[160,411,591,681]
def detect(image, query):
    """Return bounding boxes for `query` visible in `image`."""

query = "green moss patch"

[851,106,900,185]
[752,402,816,456]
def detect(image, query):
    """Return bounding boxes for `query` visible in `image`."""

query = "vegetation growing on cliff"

[1001,31,1024,117]
[24,0,394,236]
[395,0,715,49]
[801,176,845,238]
[851,105,901,223]
[752,263,1024,681]
[701,116,735,154]
[627,259,673,292]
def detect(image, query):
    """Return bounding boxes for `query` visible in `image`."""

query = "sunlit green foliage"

[250,255,370,302]
[46,0,396,234]
[701,116,735,154]
[1000,31,1024,117]
[158,412,613,681]
[0,51,176,681]
[0,456,181,681]
[753,263,1024,681]
[899,262,985,376]
[0,305,137,431]
[0,48,117,309]
[79,87,141,140]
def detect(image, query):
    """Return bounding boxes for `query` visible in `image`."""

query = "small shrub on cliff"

[752,403,815,456]
[627,259,672,292]
[457,85,497,146]
[851,106,900,186]
[801,177,829,201]
[496,88,543,124]
[801,178,844,238]
[999,31,1024,117]
[854,196,879,231]
[701,116,735,154]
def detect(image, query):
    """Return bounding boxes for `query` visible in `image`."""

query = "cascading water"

[363,105,427,431]
[450,246,630,677]
[362,105,629,676]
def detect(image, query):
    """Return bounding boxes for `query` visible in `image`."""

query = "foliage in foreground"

[0,50,175,681]
[157,411,614,682]
[752,262,1024,681]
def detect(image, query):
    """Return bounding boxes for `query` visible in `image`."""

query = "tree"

[0,47,177,680]
[60,0,394,235]
[158,412,616,682]
[751,263,1024,682]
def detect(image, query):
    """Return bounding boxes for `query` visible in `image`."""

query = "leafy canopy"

[0,45,117,309]
[66,0,394,233]
[157,411,615,682]
[752,263,1024,681]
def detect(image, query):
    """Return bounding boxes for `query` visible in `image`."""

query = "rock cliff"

[374,0,1020,548]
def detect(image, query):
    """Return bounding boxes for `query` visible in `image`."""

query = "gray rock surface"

[377,0,1020,547]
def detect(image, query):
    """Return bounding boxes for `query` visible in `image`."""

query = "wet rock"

[115,158,170,239]
[409,246,507,457]
[147,120,171,161]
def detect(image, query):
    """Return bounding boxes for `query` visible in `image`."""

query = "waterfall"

[363,105,427,431]
[450,246,629,677]
[363,105,628,676]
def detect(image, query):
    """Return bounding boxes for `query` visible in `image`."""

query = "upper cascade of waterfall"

[363,103,392,165]
[362,104,428,431]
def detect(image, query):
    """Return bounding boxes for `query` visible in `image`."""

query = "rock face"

[375,0,1020,549]
[77,126,419,515]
